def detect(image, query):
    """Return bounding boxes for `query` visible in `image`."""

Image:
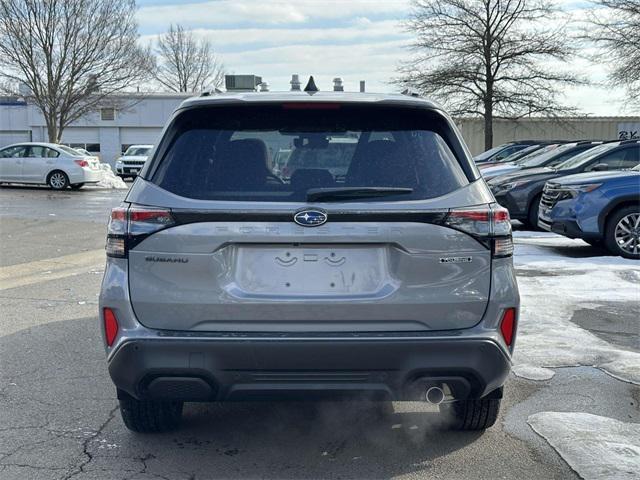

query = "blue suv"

[538,163,640,259]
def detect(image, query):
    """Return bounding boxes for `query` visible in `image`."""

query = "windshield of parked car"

[475,144,510,161]
[555,143,620,171]
[124,146,152,156]
[517,143,575,168]
[151,104,470,202]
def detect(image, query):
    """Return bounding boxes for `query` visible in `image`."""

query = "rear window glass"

[150,104,470,202]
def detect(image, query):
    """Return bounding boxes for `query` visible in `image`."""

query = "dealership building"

[0,93,191,166]
[1,79,639,163]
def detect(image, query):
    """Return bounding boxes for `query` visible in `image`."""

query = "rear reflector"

[103,308,119,347]
[500,308,517,347]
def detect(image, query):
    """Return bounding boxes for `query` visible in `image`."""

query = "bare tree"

[398,0,583,149]
[586,0,640,106]
[154,24,224,93]
[0,0,152,143]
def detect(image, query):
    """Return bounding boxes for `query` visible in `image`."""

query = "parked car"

[115,144,153,179]
[481,141,603,180]
[100,91,519,433]
[477,142,561,170]
[474,140,538,164]
[488,140,640,228]
[0,142,102,189]
[538,165,640,259]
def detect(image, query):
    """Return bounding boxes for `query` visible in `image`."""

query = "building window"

[63,143,101,153]
[100,108,115,121]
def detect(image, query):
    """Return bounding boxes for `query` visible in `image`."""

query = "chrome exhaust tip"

[425,386,445,405]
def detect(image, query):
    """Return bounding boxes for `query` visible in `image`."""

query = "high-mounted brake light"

[106,206,175,258]
[282,103,341,110]
[500,308,517,347]
[103,308,119,347]
[444,204,513,258]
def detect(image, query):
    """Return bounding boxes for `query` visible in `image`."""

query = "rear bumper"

[68,168,102,184]
[108,336,511,402]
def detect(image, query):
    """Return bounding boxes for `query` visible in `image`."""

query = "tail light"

[103,307,119,347]
[444,204,513,258]
[74,159,89,167]
[500,308,517,347]
[106,205,175,258]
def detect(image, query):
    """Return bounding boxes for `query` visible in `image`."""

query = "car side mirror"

[592,163,609,171]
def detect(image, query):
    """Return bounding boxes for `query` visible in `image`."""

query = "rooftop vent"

[290,74,301,91]
[333,77,344,92]
[225,74,262,92]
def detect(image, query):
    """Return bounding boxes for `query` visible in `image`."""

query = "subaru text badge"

[294,209,327,227]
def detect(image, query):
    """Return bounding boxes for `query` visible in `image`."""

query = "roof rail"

[619,138,640,144]
[401,88,421,98]
[200,88,223,97]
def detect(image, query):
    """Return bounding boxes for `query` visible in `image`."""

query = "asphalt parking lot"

[0,184,638,480]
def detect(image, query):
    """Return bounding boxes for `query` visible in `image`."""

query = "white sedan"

[0,142,102,190]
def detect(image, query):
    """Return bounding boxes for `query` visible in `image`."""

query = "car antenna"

[304,76,319,93]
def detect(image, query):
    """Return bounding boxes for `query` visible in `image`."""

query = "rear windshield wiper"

[306,187,413,202]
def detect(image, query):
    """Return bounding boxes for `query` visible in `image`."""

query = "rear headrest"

[210,138,270,189]
[290,169,335,191]
[226,139,269,171]
[346,140,404,186]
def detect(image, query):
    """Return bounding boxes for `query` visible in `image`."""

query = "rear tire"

[444,397,501,430]
[119,397,183,433]
[604,206,640,259]
[47,170,69,190]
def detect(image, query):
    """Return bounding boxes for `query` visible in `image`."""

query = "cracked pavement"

[0,185,638,479]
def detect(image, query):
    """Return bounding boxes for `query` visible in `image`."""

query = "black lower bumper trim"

[108,337,511,402]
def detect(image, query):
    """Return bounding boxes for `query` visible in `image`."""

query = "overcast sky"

[136,0,633,116]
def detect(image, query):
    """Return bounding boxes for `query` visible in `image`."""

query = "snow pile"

[96,164,127,189]
[528,412,640,480]
[512,233,640,384]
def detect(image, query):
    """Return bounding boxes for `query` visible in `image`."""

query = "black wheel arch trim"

[598,195,640,232]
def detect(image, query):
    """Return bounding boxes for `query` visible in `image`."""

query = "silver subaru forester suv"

[99,91,519,433]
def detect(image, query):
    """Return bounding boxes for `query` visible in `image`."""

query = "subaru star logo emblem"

[294,209,327,227]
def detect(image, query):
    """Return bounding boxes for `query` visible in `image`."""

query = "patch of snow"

[528,412,640,480]
[95,164,127,189]
[512,364,555,381]
[512,233,640,384]
[514,239,637,269]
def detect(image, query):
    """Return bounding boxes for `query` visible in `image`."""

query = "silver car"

[0,142,102,189]
[99,91,519,433]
